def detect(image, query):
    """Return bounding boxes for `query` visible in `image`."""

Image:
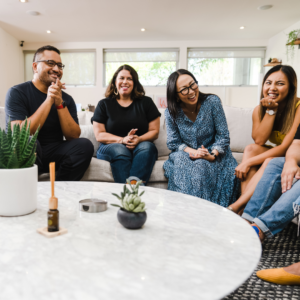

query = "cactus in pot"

[111,180,147,229]
[0,119,39,216]
[111,180,146,212]
[0,119,39,169]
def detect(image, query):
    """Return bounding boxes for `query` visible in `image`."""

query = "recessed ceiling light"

[240,26,245,30]
[47,30,51,34]
[258,5,273,10]
[26,11,40,16]
[19,0,27,3]
[141,28,145,32]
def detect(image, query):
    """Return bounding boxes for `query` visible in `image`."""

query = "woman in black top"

[92,65,161,184]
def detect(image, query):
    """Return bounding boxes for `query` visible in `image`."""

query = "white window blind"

[103,49,179,86]
[24,50,96,86]
[187,48,265,86]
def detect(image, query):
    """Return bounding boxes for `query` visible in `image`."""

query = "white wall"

[266,20,300,97]
[0,27,24,107]
[23,39,267,109]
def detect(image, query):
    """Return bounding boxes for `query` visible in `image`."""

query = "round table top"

[0,182,261,300]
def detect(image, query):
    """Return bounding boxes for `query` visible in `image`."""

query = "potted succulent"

[286,29,300,61]
[0,120,39,216]
[111,180,147,229]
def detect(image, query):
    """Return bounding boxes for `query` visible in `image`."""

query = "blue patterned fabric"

[163,95,240,207]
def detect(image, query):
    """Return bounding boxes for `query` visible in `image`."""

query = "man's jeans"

[96,141,158,184]
[242,157,300,238]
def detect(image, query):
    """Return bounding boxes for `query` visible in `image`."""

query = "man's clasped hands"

[47,78,66,106]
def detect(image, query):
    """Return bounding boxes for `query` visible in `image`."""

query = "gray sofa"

[74,106,255,188]
[0,105,254,188]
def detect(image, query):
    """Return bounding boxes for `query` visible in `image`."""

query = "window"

[24,50,96,86]
[187,48,265,86]
[103,49,179,86]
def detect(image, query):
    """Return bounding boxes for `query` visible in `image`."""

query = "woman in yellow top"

[229,65,300,213]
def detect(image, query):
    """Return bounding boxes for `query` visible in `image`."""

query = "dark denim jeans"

[242,157,300,238]
[96,141,158,184]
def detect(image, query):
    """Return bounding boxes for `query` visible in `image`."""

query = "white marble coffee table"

[0,182,261,300]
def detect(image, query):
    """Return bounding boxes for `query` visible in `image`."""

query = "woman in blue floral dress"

[163,69,240,207]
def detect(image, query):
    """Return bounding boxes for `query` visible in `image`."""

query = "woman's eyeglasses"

[177,81,198,96]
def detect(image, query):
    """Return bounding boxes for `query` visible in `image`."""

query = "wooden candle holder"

[37,227,68,238]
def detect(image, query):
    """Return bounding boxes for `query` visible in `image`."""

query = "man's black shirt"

[5,81,78,146]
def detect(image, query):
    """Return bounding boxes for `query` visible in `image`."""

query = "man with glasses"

[5,45,94,180]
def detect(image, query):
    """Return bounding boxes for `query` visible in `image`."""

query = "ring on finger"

[268,102,271,105]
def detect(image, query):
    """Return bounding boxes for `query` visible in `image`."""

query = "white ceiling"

[0,0,299,43]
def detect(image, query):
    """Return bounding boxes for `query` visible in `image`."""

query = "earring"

[114,89,119,96]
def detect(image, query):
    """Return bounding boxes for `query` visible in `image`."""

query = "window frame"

[23,49,97,87]
[187,47,266,87]
[103,48,180,87]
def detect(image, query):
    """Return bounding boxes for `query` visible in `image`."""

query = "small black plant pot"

[117,208,147,229]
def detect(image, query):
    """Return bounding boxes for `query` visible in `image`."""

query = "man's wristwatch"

[56,101,66,110]
[266,109,277,116]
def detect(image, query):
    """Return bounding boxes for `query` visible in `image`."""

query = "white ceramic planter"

[0,165,38,216]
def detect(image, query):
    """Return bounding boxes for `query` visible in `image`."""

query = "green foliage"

[286,29,300,61]
[0,119,39,169]
[105,61,177,86]
[111,180,146,213]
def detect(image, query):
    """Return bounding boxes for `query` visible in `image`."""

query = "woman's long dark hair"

[259,65,298,134]
[105,64,145,100]
[167,69,214,120]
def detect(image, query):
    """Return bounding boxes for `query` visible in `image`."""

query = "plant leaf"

[11,123,20,152]
[126,179,133,192]
[139,191,145,197]
[21,150,36,168]
[1,131,11,162]
[20,127,39,165]
[7,150,20,169]
[0,130,5,167]
[6,119,12,146]
[110,204,122,208]
[124,201,130,211]
[19,118,28,155]
[0,160,7,169]
[112,193,122,200]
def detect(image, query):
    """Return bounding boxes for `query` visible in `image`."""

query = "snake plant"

[0,119,39,169]
[111,180,146,213]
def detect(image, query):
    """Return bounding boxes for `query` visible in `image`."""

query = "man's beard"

[39,71,61,87]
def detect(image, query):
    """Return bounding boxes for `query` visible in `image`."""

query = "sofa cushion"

[80,157,168,183]
[80,125,99,157]
[81,158,114,182]
[78,111,94,126]
[232,152,243,164]
[154,108,171,157]
[223,105,254,153]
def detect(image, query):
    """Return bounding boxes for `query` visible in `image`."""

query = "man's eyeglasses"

[36,60,65,70]
[177,81,198,96]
